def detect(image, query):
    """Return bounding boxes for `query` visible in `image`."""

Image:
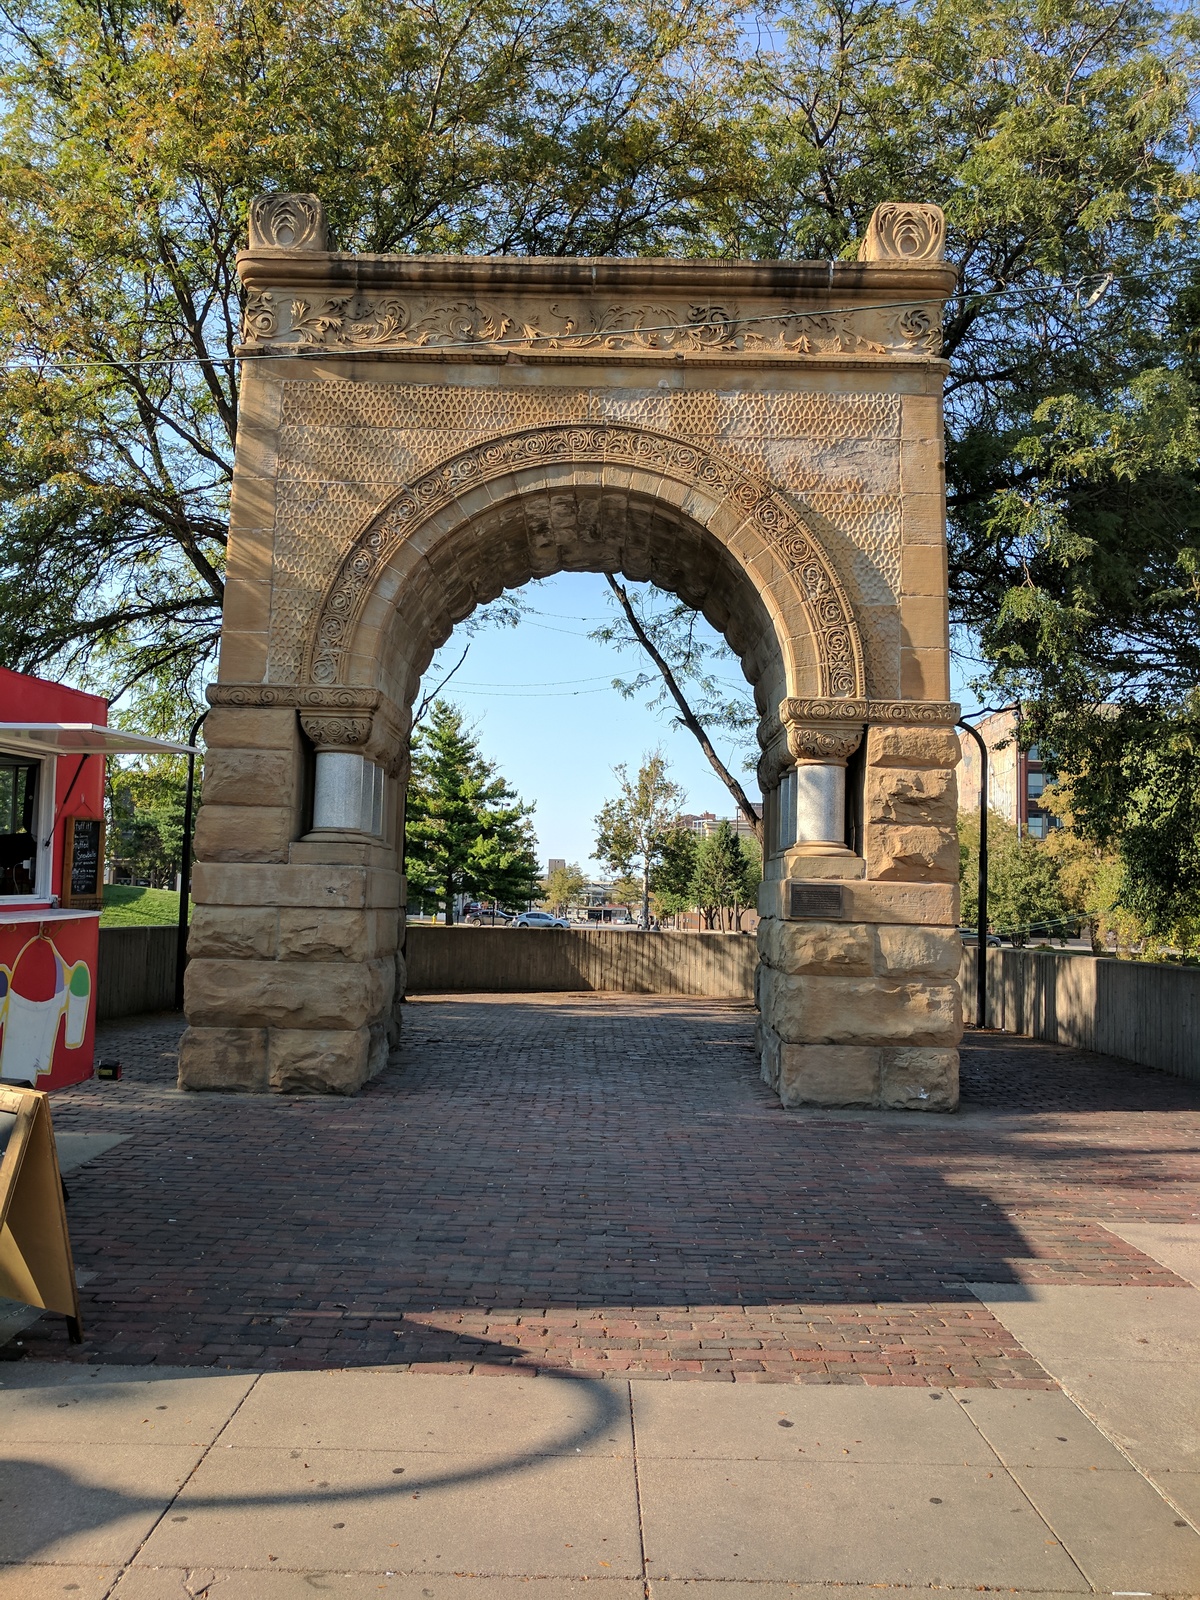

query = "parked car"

[463,904,512,926]
[959,926,1003,948]
[512,910,569,929]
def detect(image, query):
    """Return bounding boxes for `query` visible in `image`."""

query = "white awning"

[0,723,196,757]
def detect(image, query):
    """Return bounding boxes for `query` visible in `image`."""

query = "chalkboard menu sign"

[62,816,104,909]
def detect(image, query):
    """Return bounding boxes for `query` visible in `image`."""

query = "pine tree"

[691,822,760,931]
[405,702,539,925]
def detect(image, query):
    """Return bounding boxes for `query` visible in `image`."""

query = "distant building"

[958,710,1058,839]
[677,806,762,841]
[546,857,566,874]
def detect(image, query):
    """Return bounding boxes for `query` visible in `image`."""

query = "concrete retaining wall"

[97,925,178,1020]
[961,945,1200,1083]
[405,925,756,998]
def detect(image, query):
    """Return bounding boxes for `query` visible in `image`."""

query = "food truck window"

[0,755,41,896]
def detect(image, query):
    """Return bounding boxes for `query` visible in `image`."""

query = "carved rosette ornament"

[247,193,328,252]
[858,203,946,264]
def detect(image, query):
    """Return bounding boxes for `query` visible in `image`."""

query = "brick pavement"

[13,994,1200,1385]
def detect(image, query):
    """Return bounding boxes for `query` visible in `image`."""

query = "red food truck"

[0,666,193,1089]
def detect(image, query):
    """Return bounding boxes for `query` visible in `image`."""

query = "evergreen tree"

[653,825,699,922]
[405,702,539,924]
[691,822,760,930]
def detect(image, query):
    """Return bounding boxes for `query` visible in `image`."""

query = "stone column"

[179,692,408,1095]
[755,700,963,1113]
[784,716,863,855]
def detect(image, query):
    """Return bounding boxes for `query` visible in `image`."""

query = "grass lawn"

[101,885,188,926]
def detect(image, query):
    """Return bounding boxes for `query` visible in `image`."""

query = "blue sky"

[419,572,982,872]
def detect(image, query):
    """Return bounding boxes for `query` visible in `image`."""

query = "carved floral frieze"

[785,722,865,765]
[237,292,944,358]
[757,696,960,783]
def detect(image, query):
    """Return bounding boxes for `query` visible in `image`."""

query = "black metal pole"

[174,710,208,1012]
[957,718,989,1029]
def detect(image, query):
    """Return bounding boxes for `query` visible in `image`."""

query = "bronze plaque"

[788,882,845,920]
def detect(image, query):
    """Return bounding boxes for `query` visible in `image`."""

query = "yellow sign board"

[0,1087,82,1343]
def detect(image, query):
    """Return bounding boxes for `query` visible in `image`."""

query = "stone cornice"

[236,259,956,364]
[236,251,958,300]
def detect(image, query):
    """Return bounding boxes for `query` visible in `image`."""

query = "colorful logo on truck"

[0,935,91,1079]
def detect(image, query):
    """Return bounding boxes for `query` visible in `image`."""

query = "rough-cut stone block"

[757,917,874,976]
[866,766,957,827]
[194,804,292,865]
[868,822,960,883]
[761,970,960,1046]
[185,957,393,1031]
[278,908,374,963]
[867,725,961,770]
[204,707,297,750]
[268,1027,370,1093]
[779,1045,880,1107]
[876,925,962,979]
[192,863,374,910]
[881,1046,959,1111]
[201,748,294,806]
[188,906,277,961]
[177,1027,268,1092]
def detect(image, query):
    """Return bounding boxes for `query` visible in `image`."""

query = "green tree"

[699,0,1199,716]
[958,810,1071,945]
[540,861,586,917]
[405,701,539,924]
[594,750,685,927]
[691,822,761,930]
[105,757,188,887]
[1041,699,1200,956]
[0,0,737,721]
[652,825,699,922]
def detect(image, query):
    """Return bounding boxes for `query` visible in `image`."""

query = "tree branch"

[605,575,763,844]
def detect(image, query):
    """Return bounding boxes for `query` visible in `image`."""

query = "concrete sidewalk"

[2,1330,1198,1598]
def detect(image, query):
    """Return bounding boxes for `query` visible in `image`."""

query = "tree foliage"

[594,750,686,926]
[958,810,1071,944]
[691,821,760,930]
[1041,698,1200,955]
[540,860,586,916]
[105,757,188,888]
[405,700,539,923]
[0,0,738,723]
[0,0,1196,775]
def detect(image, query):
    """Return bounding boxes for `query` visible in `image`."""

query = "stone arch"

[303,423,866,716]
[184,201,964,1109]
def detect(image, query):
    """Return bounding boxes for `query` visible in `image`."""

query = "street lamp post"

[174,709,208,1012]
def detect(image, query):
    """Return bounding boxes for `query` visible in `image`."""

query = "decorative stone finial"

[247,193,327,252]
[858,203,945,264]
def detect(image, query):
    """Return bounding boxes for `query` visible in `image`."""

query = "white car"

[511,910,569,929]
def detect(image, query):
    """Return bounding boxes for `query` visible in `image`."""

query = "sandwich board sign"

[0,1086,82,1343]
